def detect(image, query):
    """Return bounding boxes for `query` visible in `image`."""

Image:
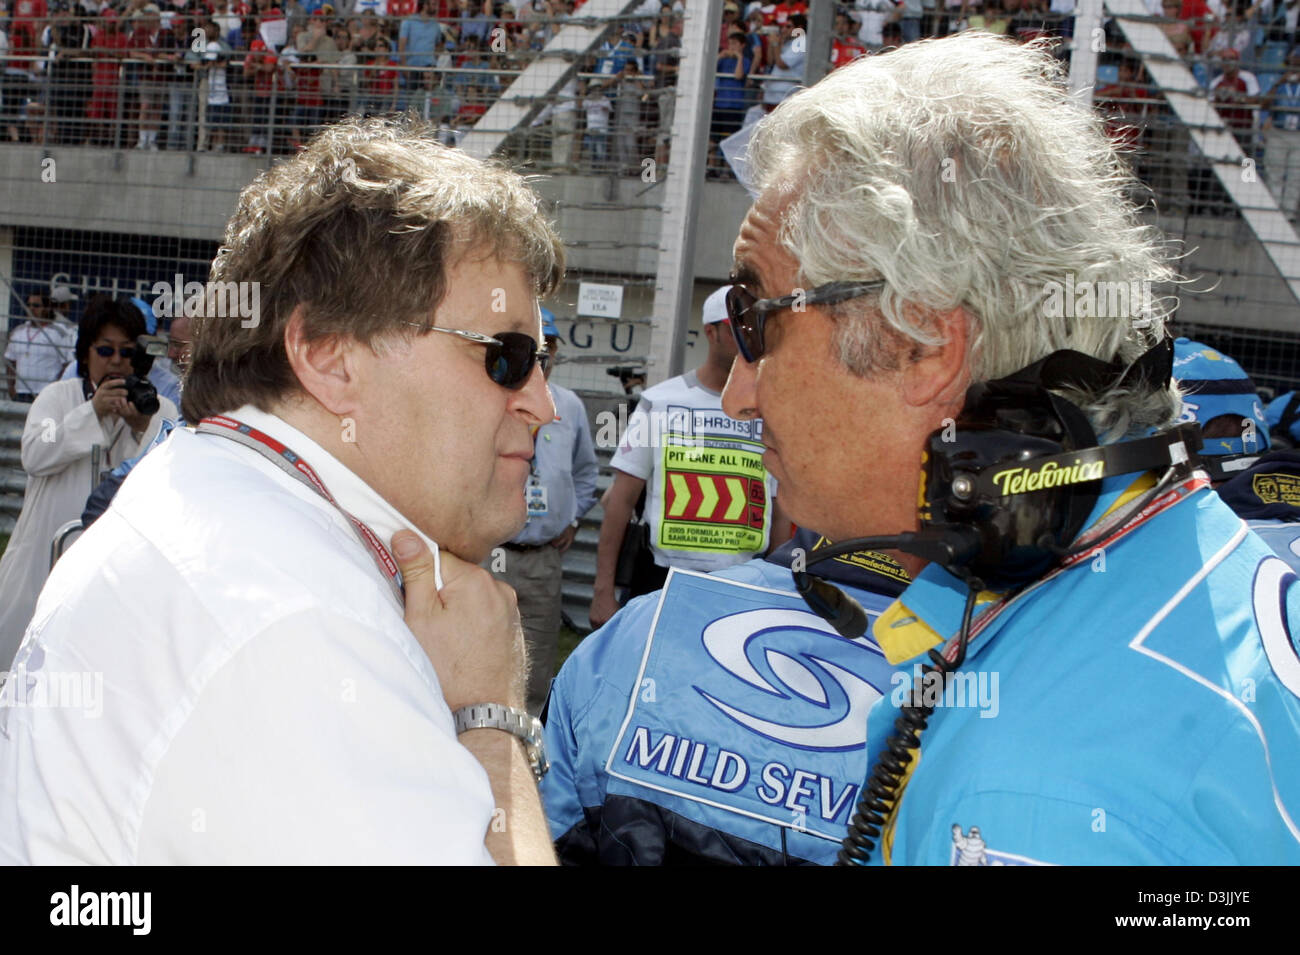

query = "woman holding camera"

[0,297,177,667]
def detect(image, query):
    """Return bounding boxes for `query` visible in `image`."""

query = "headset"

[789,339,1206,866]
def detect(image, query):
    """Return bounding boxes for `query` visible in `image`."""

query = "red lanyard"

[938,471,1211,665]
[196,415,405,607]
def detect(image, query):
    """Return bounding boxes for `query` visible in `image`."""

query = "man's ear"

[282,304,360,416]
[899,306,970,412]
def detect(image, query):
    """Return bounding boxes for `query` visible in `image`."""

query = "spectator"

[0,116,561,865]
[85,7,128,146]
[158,12,195,150]
[589,287,786,628]
[241,11,283,153]
[9,0,48,60]
[0,296,177,668]
[127,2,164,149]
[580,76,609,170]
[397,0,440,109]
[1210,46,1261,155]
[610,56,643,174]
[362,32,397,111]
[287,10,339,145]
[596,27,640,77]
[455,0,490,46]
[760,11,804,109]
[196,17,233,151]
[46,0,92,145]
[710,30,750,175]
[854,0,901,50]
[1095,57,1156,167]
[1264,50,1300,217]
[333,20,362,114]
[1158,0,1192,53]
[831,9,867,69]
[79,312,192,530]
[488,309,597,715]
[5,290,76,402]
[1182,0,1221,53]
[718,0,741,50]
[213,0,244,46]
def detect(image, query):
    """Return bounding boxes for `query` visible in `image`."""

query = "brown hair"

[182,114,565,421]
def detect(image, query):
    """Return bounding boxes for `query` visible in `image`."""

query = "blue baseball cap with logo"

[1171,337,1269,456]
[540,307,559,340]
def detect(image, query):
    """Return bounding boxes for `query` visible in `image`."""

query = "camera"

[122,334,168,416]
[606,364,646,383]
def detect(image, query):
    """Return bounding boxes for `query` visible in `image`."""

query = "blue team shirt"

[861,478,1300,865]
[542,554,902,864]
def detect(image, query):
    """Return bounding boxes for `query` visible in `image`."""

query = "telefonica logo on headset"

[991,459,1105,496]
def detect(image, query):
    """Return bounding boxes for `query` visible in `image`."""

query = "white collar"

[227,404,443,590]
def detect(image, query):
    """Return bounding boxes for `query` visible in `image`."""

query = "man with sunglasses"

[0,116,562,865]
[712,34,1300,865]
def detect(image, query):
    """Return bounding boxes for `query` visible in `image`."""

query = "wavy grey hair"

[745,32,1180,440]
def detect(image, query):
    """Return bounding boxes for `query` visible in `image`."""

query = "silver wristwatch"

[453,702,549,782]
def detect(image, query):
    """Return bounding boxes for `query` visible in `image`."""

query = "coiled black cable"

[835,581,982,866]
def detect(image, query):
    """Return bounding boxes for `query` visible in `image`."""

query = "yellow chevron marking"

[724,478,746,521]
[668,473,690,517]
[697,475,720,519]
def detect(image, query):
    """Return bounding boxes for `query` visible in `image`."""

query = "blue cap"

[131,296,157,335]
[1171,337,1269,455]
[540,307,559,340]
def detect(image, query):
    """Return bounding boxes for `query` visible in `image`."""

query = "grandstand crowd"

[1,0,1298,181]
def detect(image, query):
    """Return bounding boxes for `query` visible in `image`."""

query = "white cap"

[50,285,79,304]
[702,285,730,325]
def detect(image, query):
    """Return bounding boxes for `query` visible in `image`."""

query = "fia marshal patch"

[950,825,1051,866]
[605,570,894,846]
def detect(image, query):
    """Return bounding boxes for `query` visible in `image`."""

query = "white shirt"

[4,320,76,396]
[0,405,497,865]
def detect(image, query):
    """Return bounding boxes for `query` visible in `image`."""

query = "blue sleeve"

[570,402,599,520]
[540,653,591,855]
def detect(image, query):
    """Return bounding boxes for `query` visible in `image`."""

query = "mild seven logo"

[693,608,884,751]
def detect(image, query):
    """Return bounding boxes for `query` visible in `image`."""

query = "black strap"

[1004,339,1174,397]
[973,423,1203,498]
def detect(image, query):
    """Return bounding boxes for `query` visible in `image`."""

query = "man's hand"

[589,587,620,629]
[392,530,526,710]
[391,531,555,866]
[549,524,577,553]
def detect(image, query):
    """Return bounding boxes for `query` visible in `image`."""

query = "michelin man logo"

[952,825,993,866]
[694,608,884,751]
[950,824,1051,866]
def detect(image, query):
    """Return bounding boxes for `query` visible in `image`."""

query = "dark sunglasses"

[725,279,886,363]
[93,344,136,358]
[403,323,551,389]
